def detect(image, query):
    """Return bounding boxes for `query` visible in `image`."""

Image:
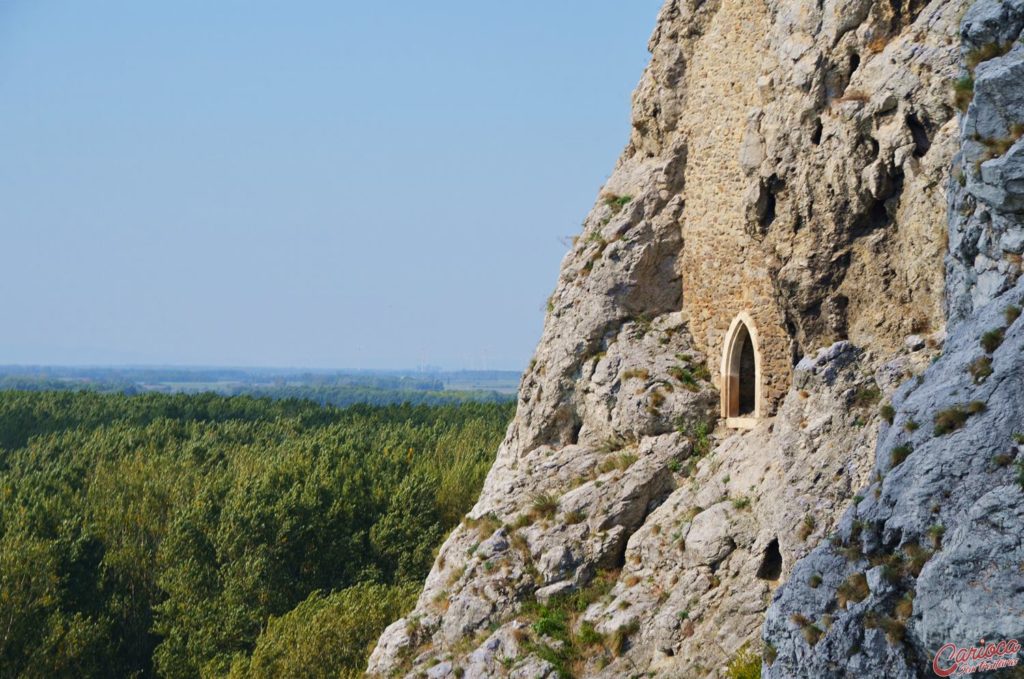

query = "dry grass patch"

[530,492,559,520]
[969,355,993,383]
[890,444,913,467]
[597,452,637,474]
[966,42,1014,71]
[798,515,816,541]
[621,368,650,381]
[836,572,870,609]
[1006,305,1022,325]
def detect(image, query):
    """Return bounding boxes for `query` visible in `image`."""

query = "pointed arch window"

[721,313,762,428]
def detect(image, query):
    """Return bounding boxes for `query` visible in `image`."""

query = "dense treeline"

[0,390,513,677]
[233,383,512,407]
[0,376,514,408]
[0,368,519,409]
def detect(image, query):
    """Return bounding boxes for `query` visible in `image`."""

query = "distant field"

[0,366,521,406]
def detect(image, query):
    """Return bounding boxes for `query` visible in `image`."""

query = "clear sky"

[0,0,663,370]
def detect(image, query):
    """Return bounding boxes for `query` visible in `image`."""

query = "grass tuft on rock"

[966,42,1014,72]
[968,355,993,383]
[852,385,882,408]
[933,403,986,435]
[953,75,974,112]
[530,492,559,520]
[981,328,1005,353]
[1006,305,1022,325]
[890,444,913,467]
[725,643,762,679]
[880,404,895,424]
[798,515,816,541]
[836,572,870,609]
[597,452,637,474]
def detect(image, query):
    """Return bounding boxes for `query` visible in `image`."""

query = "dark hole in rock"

[569,422,582,445]
[870,199,890,229]
[906,113,931,158]
[761,191,777,228]
[854,167,905,237]
[756,174,786,231]
[811,118,823,145]
[849,53,861,77]
[756,538,783,581]
[866,137,880,161]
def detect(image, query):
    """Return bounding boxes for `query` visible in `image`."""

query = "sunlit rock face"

[766,1,1024,676]
[368,0,1024,676]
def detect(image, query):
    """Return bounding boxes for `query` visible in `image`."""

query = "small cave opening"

[756,538,783,581]
[906,113,932,158]
[810,117,823,145]
[761,191,777,229]
[866,136,880,161]
[848,53,861,78]
[784,318,802,366]
[854,166,905,237]
[754,174,785,233]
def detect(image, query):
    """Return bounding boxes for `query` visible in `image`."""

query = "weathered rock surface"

[765,2,1024,675]
[764,281,1024,678]
[368,0,1024,676]
[581,342,885,677]
[948,0,1024,320]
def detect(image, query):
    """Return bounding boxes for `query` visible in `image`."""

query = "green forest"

[0,390,514,678]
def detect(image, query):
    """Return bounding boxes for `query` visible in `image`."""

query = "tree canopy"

[0,390,512,677]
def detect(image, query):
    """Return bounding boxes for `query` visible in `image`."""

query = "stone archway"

[721,312,763,428]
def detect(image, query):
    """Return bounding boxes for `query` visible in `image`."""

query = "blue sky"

[0,1,662,370]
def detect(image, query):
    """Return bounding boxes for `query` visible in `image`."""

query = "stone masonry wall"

[677,0,792,414]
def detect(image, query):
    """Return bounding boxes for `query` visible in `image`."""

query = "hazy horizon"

[0,1,662,370]
[0,362,520,374]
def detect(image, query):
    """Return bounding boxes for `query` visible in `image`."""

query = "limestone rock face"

[763,281,1024,678]
[947,0,1024,320]
[580,342,884,677]
[368,0,1023,677]
[764,3,1024,675]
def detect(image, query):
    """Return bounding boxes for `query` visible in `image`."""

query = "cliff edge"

[369,0,1024,676]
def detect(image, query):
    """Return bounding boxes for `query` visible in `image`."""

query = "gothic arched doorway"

[721,313,762,428]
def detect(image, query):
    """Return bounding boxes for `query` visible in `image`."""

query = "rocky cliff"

[765,1,1024,676]
[369,0,1024,676]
